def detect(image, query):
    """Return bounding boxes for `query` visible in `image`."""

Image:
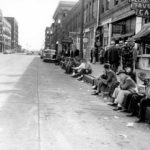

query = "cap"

[126,37,135,42]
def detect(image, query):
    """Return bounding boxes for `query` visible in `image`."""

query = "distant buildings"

[0,10,11,52]
[0,9,19,53]
[5,17,18,51]
[45,27,51,49]
[44,1,76,53]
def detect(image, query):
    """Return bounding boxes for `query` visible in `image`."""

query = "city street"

[0,54,150,150]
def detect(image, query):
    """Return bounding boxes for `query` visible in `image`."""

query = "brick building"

[51,1,77,54]
[63,0,99,59]
[50,0,150,67]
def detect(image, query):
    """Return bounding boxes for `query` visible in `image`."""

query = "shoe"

[91,91,99,95]
[92,85,97,90]
[77,77,82,81]
[120,109,129,113]
[113,107,122,111]
[127,114,135,117]
[135,119,145,123]
[108,103,117,107]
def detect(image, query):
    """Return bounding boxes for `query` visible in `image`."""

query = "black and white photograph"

[0,0,150,149]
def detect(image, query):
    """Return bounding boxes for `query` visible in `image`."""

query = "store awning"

[113,32,135,40]
[134,23,150,42]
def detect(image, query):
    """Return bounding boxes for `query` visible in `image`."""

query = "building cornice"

[100,1,131,21]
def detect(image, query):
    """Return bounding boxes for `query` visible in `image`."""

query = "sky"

[0,0,78,50]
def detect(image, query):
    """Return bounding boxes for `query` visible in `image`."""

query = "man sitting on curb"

[109,70,136,111]
[91,63,118,96]
[136,86,150,123]
[72,59,92,79]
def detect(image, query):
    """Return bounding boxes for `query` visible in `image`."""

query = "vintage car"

[3,49,12,54]
[43,49,56,62]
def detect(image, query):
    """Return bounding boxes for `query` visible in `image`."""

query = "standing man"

[92,47,96,64]
[118,41,124,69]
[90,48,93,63]
[108,41,120,72]
[122,38,135,71]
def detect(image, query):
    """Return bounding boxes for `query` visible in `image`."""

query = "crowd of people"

[91,62,150,124]
[92,37,137,73]
[56,53,92,81]
[55,37,150,124]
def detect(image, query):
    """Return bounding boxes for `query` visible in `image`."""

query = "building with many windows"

[61,0,99,59]
[0,10,11,52]
[45,27,51,49]
[5,17,18,51]
[0,9,3,52]
[51,1,77,54]
[50,0,150,67]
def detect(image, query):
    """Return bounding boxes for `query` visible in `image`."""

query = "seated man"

[122,85,145,115]
[65,58,76,74]
[72,59,92,78]
[110,70,136,111]
[92,63,118,96]
[136,86,150,123]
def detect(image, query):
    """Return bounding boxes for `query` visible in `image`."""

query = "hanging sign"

[130,0,150,17]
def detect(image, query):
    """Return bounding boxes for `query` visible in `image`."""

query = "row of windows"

[101,0,125,13]
[66,0,98,32]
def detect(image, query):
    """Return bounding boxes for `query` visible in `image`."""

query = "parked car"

[43,49,57,62]
[26,51,33,55]
[3,50,12,54]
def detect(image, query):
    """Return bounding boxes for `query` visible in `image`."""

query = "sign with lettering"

[61,37,73,44]
[130,0,150,17]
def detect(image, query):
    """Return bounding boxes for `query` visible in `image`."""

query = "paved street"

[0,54,150,150]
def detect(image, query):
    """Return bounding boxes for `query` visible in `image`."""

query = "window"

[101,0,104,13]
[93,0,97,19]
[112,17,136,35]
[114,0,119,5]
[106,0,110,10]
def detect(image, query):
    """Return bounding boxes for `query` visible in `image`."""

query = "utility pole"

[80,0,84,58]
[97,0,100,26]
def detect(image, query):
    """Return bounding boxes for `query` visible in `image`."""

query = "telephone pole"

[80,0,84,58]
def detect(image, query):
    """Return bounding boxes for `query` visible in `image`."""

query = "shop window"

[112,17,136,36]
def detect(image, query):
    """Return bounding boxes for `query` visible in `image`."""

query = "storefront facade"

[83,25,97,60]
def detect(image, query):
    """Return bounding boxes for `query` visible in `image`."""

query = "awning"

[134,23,150,43]
[113,32,135,40]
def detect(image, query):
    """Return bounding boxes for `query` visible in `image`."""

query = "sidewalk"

[85,63,150,85]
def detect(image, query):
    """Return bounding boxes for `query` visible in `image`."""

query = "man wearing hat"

[108,41,120,72]
[110,70,136,111]
[92,63,118,96]
[121,37,136,71]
